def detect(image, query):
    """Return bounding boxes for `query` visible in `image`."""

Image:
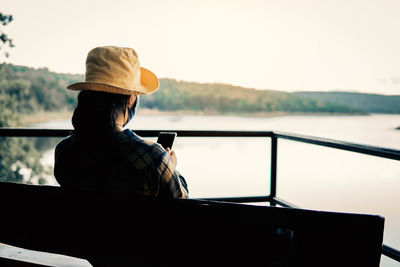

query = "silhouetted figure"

[54,46,188,198]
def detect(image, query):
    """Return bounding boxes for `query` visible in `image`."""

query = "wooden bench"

[0,182,384,266]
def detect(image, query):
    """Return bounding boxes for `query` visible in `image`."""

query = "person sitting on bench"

[54,46,188,198]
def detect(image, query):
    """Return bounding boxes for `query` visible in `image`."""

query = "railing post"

[270,135,277,200]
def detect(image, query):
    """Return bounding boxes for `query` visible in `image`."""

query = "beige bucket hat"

[67,46,159,95]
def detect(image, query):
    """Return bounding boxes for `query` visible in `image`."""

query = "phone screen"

[157,132,177,149]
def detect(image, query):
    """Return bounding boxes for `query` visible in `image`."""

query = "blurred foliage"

[0,64,80,113]
[0,12,15,58]
[0,65,50,184]
[0,135,49,184]
[0,93,49,184]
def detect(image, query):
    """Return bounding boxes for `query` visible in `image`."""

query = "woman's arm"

[156,149,189,198]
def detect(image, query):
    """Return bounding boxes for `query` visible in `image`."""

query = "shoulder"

[55,134,77,152]
[54,135,79,161]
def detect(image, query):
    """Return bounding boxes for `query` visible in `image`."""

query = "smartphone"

[157,132,177,149]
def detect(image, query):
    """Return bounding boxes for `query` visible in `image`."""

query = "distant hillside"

[3,63,396,116]
[141,79,362,114]
[0,63,81,113]
[293,91,400,114]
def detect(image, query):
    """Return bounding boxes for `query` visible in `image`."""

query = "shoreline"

[21,110,73,126]
[137,108,368,118]
[21,109,370,125]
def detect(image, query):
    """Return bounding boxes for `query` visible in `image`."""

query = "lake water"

[33,113,400,266]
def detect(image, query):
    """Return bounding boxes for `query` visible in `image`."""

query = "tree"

[0,13,15,58]
[0,12,49,184]
[0,86,49,184]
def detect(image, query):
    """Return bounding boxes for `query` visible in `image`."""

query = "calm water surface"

[34,114,400,266]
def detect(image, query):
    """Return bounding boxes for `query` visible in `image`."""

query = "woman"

[54,46,188,198]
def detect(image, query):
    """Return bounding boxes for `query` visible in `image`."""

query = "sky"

[2,0,400,95]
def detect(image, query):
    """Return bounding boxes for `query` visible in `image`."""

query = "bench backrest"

[0,182,384,266]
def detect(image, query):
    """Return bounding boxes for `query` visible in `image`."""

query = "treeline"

[0,64,80,114]
[293,91,400,114]
[141,79,362,114]
[4,63,400,116]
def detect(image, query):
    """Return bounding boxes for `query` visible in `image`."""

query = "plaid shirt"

[54,129,188,198]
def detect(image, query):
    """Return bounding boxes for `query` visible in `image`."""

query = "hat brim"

[67,67,159,95]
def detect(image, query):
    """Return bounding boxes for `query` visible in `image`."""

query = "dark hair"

[72,90,130,149]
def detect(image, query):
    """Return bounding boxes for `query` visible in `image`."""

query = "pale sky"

[2,0,400,95]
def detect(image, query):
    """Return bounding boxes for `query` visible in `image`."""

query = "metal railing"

[0,127,399,262]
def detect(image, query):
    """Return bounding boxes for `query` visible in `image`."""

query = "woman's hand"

[166,148,177,169]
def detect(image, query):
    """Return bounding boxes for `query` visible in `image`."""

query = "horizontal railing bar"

[272,196,299,208]
[0,128,274,138]
[274,131,400,161]
[199,195,271,203]
[172,130,274,137]
[382,244,400,262]
[3,128,399,158]
[2,128,397,161]
[0,128,74,137]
